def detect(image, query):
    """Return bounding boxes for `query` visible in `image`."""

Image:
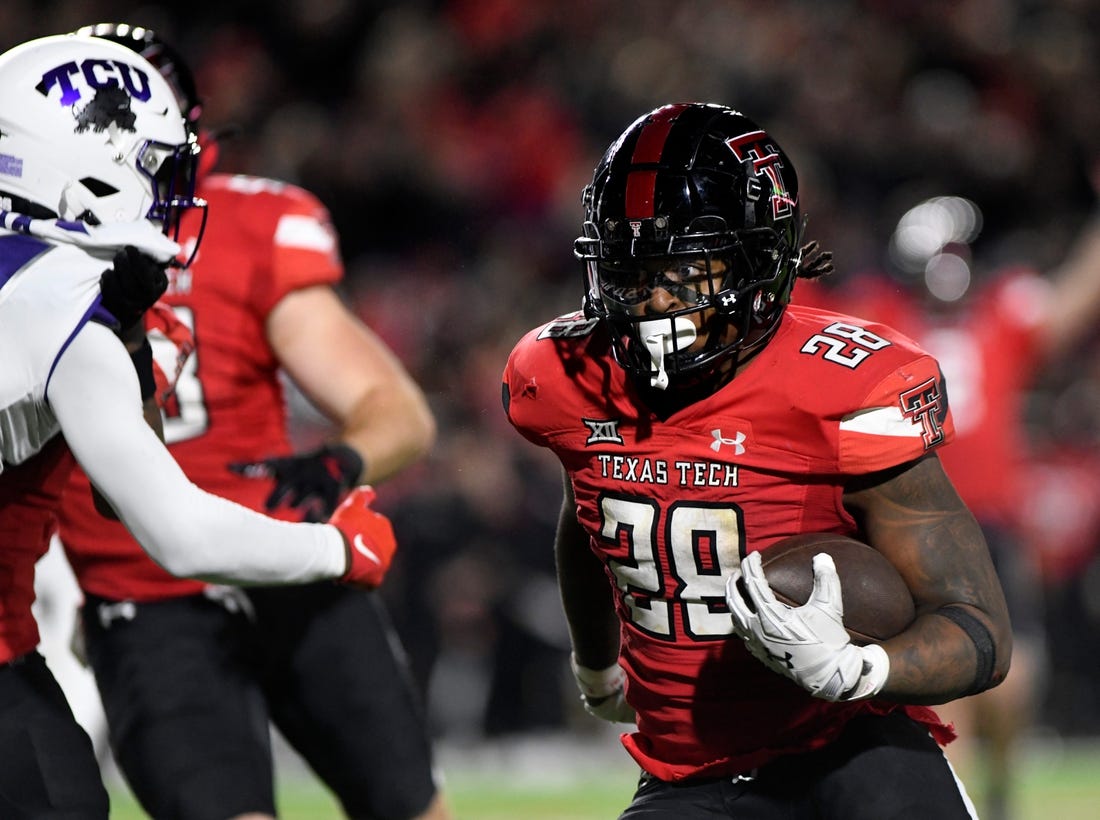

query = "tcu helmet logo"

[74,86,137,133]
[36,59,153,122]
[899,378,947,449]
[724,130,796,221]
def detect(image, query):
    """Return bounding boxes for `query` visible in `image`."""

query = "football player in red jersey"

[54,24,450,820]
[797,195,1100,820]
[503,103,1012,818]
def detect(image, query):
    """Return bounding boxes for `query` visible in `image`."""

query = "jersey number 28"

[596,494,744,642]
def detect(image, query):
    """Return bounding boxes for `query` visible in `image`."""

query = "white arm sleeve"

[47,322,347,585]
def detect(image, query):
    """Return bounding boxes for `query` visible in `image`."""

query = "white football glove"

[569,654,636,723]
[725,551,890,702]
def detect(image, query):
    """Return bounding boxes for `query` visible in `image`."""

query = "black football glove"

[228,443,365,522]
[99,245,170,331]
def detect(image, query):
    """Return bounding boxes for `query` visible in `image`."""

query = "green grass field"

[105,735,1100,819]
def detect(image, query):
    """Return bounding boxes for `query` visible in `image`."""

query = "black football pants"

[619,712,976,819]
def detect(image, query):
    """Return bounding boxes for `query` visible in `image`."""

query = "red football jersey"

[503,304,954,780]
[0,437,75,663]
[58,174,343,601]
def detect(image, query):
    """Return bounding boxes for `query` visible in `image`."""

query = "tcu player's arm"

[266,285,436,484]
[91,323,164,519]
[555,471,621,670]
[91,394,163,520]
[48,321,348,584]
[842,452,1013,704]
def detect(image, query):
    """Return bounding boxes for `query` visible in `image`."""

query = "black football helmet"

[575,103,804,389]
[74,23,202,126]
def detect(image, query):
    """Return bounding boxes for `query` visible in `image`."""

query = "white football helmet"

[0,33,202,235]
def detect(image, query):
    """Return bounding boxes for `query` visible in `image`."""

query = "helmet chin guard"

[638,317,697,390]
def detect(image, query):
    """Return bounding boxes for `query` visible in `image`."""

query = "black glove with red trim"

[229,443,364,523]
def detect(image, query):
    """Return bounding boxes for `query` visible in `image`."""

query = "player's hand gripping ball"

[726,533,912,701]
[748,533,915,643]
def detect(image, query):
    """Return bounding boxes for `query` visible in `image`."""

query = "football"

[757,532,915,644]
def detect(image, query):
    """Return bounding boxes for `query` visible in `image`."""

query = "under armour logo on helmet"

[711,428,746,455]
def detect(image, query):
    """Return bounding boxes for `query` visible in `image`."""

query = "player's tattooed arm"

[843,453,1012,704]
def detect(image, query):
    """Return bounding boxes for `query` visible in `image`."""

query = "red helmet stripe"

[624,104,687,218]
[624,170,657,219]
[631,109,679,163]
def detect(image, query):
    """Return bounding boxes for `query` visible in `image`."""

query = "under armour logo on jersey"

[711,428,746,455]
[584,418,624,445]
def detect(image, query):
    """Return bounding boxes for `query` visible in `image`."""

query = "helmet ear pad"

[576,103,803,388]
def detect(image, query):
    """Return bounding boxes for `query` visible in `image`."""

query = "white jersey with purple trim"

[0,216,179,470]
[0,232,103,469]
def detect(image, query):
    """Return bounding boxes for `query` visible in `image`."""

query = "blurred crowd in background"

[10,0,1100,746]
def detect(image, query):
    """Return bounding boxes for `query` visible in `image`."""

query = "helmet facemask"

[581,224,799,389]
[139,131,207,262]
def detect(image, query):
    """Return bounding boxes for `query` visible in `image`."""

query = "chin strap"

[0,209,180,262]
[637,317,696,389]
